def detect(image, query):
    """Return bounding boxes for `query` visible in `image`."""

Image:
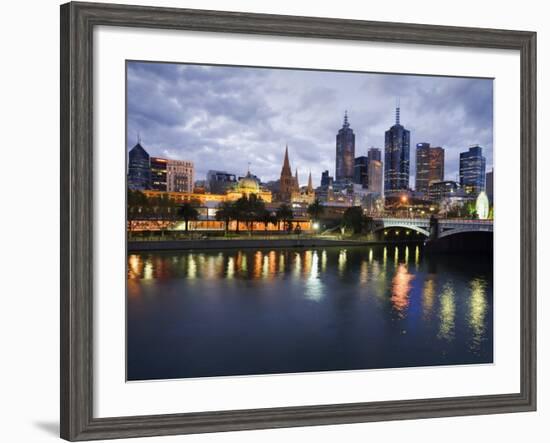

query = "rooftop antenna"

[395,98,401,125]
[343,110,349,127]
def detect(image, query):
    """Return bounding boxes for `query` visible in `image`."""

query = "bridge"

[371,217,493,240]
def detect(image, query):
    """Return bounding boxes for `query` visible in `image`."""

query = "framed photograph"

[60,1,536,440]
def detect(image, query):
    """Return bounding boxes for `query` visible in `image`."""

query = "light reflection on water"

[127,245,493,380]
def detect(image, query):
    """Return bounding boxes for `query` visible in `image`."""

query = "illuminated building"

[415,143,444,193]
[459,145,486,196]
[167,159,194,193]
[367,159,383,194]
[368,147,382,162]
[226,171,272,202]
[428,180,459,202]
[128,141,150,190]
[150,157,168,191]
[291,172,315,204]
[384,102,410,193]
[278,145,299,201]
[335,111,355,181]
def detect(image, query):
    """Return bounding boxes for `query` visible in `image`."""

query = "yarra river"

[127,245,493,380]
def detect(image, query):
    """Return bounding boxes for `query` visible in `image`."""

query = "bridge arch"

[371,224,430,237]
[437,225,493,239]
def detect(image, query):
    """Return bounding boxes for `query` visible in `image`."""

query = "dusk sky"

[126,61,493,186]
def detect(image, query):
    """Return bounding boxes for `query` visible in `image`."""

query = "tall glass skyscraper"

[459,145,486,196]
[128,141,151,190]
[415,143,445,194]
[335,111,355,182]
[384,104,410,194]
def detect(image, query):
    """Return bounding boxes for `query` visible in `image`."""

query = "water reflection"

[128,246,493,379]
[438,283,456,341]
[468,278,488,352]
[391,264,414,317]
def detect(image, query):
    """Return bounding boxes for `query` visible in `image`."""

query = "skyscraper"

[320,170,333,188]
[367,159,383,195]
[368,147,382,163]
[415,143,445,194]
[459,145,486,196]
[279,145,299,201]
[150,157,168,191]
[353,156,368,187]
[335,111,355,181]
[128,140,150,190]
[384,103,410,193]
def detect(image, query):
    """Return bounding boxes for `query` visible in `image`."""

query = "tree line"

[127,190,328,235]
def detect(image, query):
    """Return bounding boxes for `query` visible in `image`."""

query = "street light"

[312,222,320,230]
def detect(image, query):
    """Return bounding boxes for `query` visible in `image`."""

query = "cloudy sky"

[126,61,493,187]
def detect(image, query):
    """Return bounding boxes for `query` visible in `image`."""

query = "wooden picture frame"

[60,1,536,440]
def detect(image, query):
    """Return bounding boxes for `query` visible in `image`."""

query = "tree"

[307,199,324,223]
[260,209,277,231]
[178,202,199,233]
[215,201,234,234]
[342,206,366,234]
[276,204,294,232]
[127,189,148,236]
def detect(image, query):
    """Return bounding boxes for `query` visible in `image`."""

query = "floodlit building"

[335,111,355,181]
[128,141,151,190]
[384,103,410,193]
[150,157,168,191]
[167,159,194,193]
[415,143,444,193]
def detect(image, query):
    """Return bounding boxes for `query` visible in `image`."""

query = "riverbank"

[127,237,423,252]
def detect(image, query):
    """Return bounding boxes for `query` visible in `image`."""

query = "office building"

[384,103,410,193]
[335,111,355,181]
[167,159,194,193]
[415,143,445,193]
[128,141,151,190]
[459,145,486,196]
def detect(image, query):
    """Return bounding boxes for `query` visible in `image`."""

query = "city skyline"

[127,61,493,186]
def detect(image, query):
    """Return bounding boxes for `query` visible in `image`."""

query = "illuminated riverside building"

[167,159,194,193]
[291,172,316,204]
[128,141,150,190]
[335,111,355,181]
[367,159,383,194]
[415,143,444,193]
[459,145,486,196]
[150,157,168,191]
[428,180,459,202]
[384,103,410,194]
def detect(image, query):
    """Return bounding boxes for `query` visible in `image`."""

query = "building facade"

[321,170,333,188]
[335,111,355,181]
[428,180,459,202]
[207,170,236,194]
[367,147,382,163]
[415,143,445,193]
[367,159,383,195]
[459,145,486,196]
[384,105,410,194]
[150,157,168,191]
[128,142,151,190]
[353,156,368,187]
[167,159,194,193]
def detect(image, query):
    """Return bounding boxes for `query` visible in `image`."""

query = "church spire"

[281,144,292,177]
[295,168,299,187]
[307,171,313,192]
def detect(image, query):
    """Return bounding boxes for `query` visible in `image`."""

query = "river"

[127,245,493,380]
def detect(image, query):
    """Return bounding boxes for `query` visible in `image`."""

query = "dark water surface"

[127,245,493,380]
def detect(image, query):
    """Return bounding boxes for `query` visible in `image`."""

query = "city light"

[312,222,320,230]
